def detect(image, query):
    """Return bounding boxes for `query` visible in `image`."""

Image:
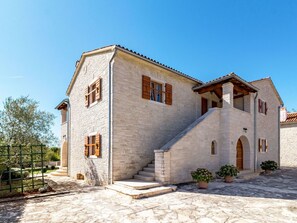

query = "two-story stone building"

[56,45,283,185]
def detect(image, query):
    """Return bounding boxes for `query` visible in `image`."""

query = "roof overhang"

[55,98,69,110]
[66,45,203,96]
[193,73,258,98]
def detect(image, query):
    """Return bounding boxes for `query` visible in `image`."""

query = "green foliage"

[260,160,278,171]
[1,168,30,180]
[191,168,213,183]
[51,165,56,170]
[0,96,57,146]
[42,168,47,173]
[216,164,239,177]
[45,148,60,162]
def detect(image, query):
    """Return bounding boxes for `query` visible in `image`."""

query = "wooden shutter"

[258,138,262,152]
[95,133,101,157]
[142,75,151,100]
[85,87,90,107]
[165,83,172,105]
[84,136,89,156]
[95,78,101,101]
[265,102,268,115]
[258,99,262,113]
[265,139,268,152]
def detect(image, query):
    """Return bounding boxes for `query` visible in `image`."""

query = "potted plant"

[216,164,239,183]
[260,160,278,174]
[191,168,213,189]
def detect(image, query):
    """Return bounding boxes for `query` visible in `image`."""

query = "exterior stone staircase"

[50,167,68,176]
[133,160,155,181]
[107,160,177,198]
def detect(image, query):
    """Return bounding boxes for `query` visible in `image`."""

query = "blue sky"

[0,0,296,143]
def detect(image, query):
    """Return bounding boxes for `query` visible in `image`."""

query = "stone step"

[139,171,155,177]
[148,164,155,168]
[107,184,177,199]
[50,171,68,176]
[134,174,154,181]
[143,167,154,172]
[114,179,161,190]
[56,169,67,173]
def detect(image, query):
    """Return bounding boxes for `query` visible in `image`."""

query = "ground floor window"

[211,141,217,155]
[259,138,268,153]
[84,133,101,158]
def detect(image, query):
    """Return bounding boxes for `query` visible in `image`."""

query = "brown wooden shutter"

[165,83,172,105]
[95,78,101,101]
[85,87,90,107]
[265,139,268,152]
[142,75,151,100]
[84,136,89,156]
[95,133,101,157]
[258,99,262,113]
[265,102,268,115]
[258,138,262,152]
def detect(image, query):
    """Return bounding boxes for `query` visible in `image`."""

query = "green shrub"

[216,164,239,177]
[191,168,213,183]
[51,165,55,170]
[42,168,47,173]
[260,160,278,171]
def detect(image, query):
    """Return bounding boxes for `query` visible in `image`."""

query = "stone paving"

[0,168,297,223]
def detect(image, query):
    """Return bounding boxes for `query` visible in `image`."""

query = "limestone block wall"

[112,52,200,181]
[280,123,297,167]
[155,109,221,184]
[251,79,281,168]
[68,52,113,185]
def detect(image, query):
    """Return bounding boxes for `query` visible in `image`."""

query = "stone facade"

[60,45,282,185]
[280,121,297,167]
[251,79,282,168]
[68,51,114,185]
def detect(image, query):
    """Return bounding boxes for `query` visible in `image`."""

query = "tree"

[0,96,57,146]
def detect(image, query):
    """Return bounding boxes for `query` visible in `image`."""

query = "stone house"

[56,45,283,185]
[280,109,297,167]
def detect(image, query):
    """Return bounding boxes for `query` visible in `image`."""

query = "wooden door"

[201,98,208,115]
[236,139,243,170]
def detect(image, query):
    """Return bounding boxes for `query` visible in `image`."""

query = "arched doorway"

[236,139,243,170]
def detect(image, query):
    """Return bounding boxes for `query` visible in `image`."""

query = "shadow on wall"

[85,159,104,186]
[0,199,26,222]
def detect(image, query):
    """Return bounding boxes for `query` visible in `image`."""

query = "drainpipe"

[277,105,281,168]
[64,101,70,175]
[253,92,258,172]
[108,49,117,184]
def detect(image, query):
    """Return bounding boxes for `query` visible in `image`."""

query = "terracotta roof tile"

[282,112,297,123]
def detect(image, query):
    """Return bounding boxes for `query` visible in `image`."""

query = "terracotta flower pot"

[224,176,233,183]
[197,181,208,189]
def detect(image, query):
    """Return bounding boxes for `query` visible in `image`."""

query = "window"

[258,99,267,115]
[142,75,172,105]
[258,138,268,153]
[150,81,163,103]
[85,79,101,107]
[84,133,101,158]
[211,141,217,155]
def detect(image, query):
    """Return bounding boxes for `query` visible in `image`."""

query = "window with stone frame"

[258,99,267,115]
[258,138,268,153]
[211,141,217,155]
[150,81,163,103]
[85,78,101,107]
[84,133,101,158]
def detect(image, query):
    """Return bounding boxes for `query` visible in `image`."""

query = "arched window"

[211,141,217,155]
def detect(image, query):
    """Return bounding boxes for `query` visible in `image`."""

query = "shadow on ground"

[0,199,26,223]
[177,167,297,200]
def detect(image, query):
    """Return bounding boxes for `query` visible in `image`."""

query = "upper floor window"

[85,78,101,107]
[150,81,163,102]
[142,75,172,105]
[258,99,267,115]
